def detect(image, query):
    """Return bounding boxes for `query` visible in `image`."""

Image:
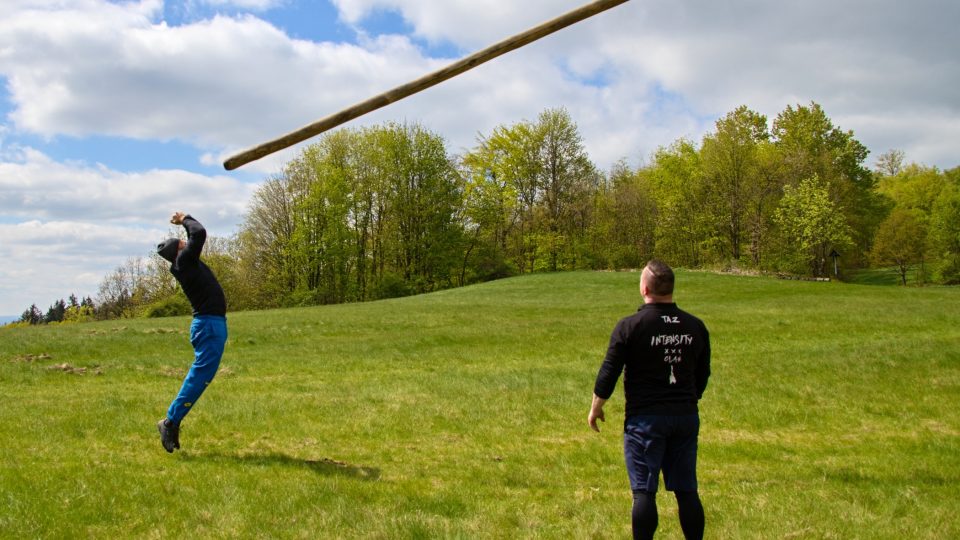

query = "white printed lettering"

[651,334,694,347]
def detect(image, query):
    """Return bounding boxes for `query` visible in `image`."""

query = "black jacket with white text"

[594,302,710,418]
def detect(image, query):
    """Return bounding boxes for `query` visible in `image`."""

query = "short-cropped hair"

[644,259,675,296]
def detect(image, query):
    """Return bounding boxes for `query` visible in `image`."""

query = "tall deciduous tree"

[648,139,713,266]
[238,174,298,307]
[929,182,960,283]
[465,108,597,273]
[772,102,880,265]
[459,153,516,283]
[875,149,905,177]
[871,208,927,285]
[775,175,853,276]
[240,123,462,305]
[701,105,770,262]
[468,120,542,273]
[589,160,657,270]
[534,108,598,271]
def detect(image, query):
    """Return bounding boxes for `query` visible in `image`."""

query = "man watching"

[588,259,711,540]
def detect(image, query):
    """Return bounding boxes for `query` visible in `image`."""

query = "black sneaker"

[157,418,181,453]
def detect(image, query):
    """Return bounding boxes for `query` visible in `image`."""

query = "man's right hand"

[588,394,607,432]
[170,212,186,225]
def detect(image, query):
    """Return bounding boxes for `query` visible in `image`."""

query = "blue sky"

[1,0,958,317]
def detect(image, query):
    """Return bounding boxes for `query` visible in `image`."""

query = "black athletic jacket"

[594,303,710,417]
[170,216,227,317]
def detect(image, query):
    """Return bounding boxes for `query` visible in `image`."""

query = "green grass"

[844,266,923,286]
[1,271,958,539]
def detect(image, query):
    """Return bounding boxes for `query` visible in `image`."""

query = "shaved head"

[642,259,675,297]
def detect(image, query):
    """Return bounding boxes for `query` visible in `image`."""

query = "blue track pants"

[167,315,227,423]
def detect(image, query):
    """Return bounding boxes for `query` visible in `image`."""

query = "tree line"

[11,102,960,324]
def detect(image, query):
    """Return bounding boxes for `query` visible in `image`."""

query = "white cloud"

[0,2,445,157]
[0,219,163,315]
[3,0,958,173]
[0,148,257,314]
[327,0,960,168]
[331,0,586,49]
[0,147,256,230]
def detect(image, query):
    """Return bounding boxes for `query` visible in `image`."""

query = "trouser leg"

[632,491,658,540]
[167,317,226,423]
[675,490,704,540]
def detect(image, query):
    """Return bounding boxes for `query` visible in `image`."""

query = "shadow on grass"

[181,451,380,481]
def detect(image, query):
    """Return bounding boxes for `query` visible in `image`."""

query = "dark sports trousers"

[167,315,227,423]
[623,413,700,493]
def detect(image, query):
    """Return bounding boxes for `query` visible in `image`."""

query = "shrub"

[142,294,192,318]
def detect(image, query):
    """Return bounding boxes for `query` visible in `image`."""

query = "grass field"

[843,266,917,286]
[2,271,958,539]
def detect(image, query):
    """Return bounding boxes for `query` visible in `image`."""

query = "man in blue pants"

[156,212,228,453]
[588,260,711,539]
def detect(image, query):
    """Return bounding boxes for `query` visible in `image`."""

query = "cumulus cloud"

[3,0,957,172]
[331,0,582,48]
[0,147,256,230]
[0,2,443,155]
[0,219,163,315]
[0,147,256,313]
[328,0,960,167]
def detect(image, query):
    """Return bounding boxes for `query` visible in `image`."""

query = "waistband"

[192,314,227,321]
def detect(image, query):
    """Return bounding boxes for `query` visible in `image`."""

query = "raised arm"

[171,212,206,264]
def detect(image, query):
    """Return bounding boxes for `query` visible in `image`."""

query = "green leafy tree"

[746,142,789,268]
[469,120,542,273]
[647,139,714,266]
[240,123,463,305]
[878,163,947,214]
[62,304,95,323]
[774,175,853,276]
[534,108,598,271]
[589,160,657,269]
[870,208,927,285]
[379,123,463,292]
[458,154,517,283]
[287,133,357,303]
[700,105,770,263]
[929,182,960,283]
[772,102,878,266]
[466,108,597,273]
[239,174,298,307]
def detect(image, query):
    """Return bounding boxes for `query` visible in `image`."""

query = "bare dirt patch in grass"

[11,353,52,362]
[47,363,102,375]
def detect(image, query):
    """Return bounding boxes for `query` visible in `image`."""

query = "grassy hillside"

[1,271,958,539]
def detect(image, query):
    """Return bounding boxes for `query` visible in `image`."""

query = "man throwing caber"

[588,259,710,540]
[155,212,228,453]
